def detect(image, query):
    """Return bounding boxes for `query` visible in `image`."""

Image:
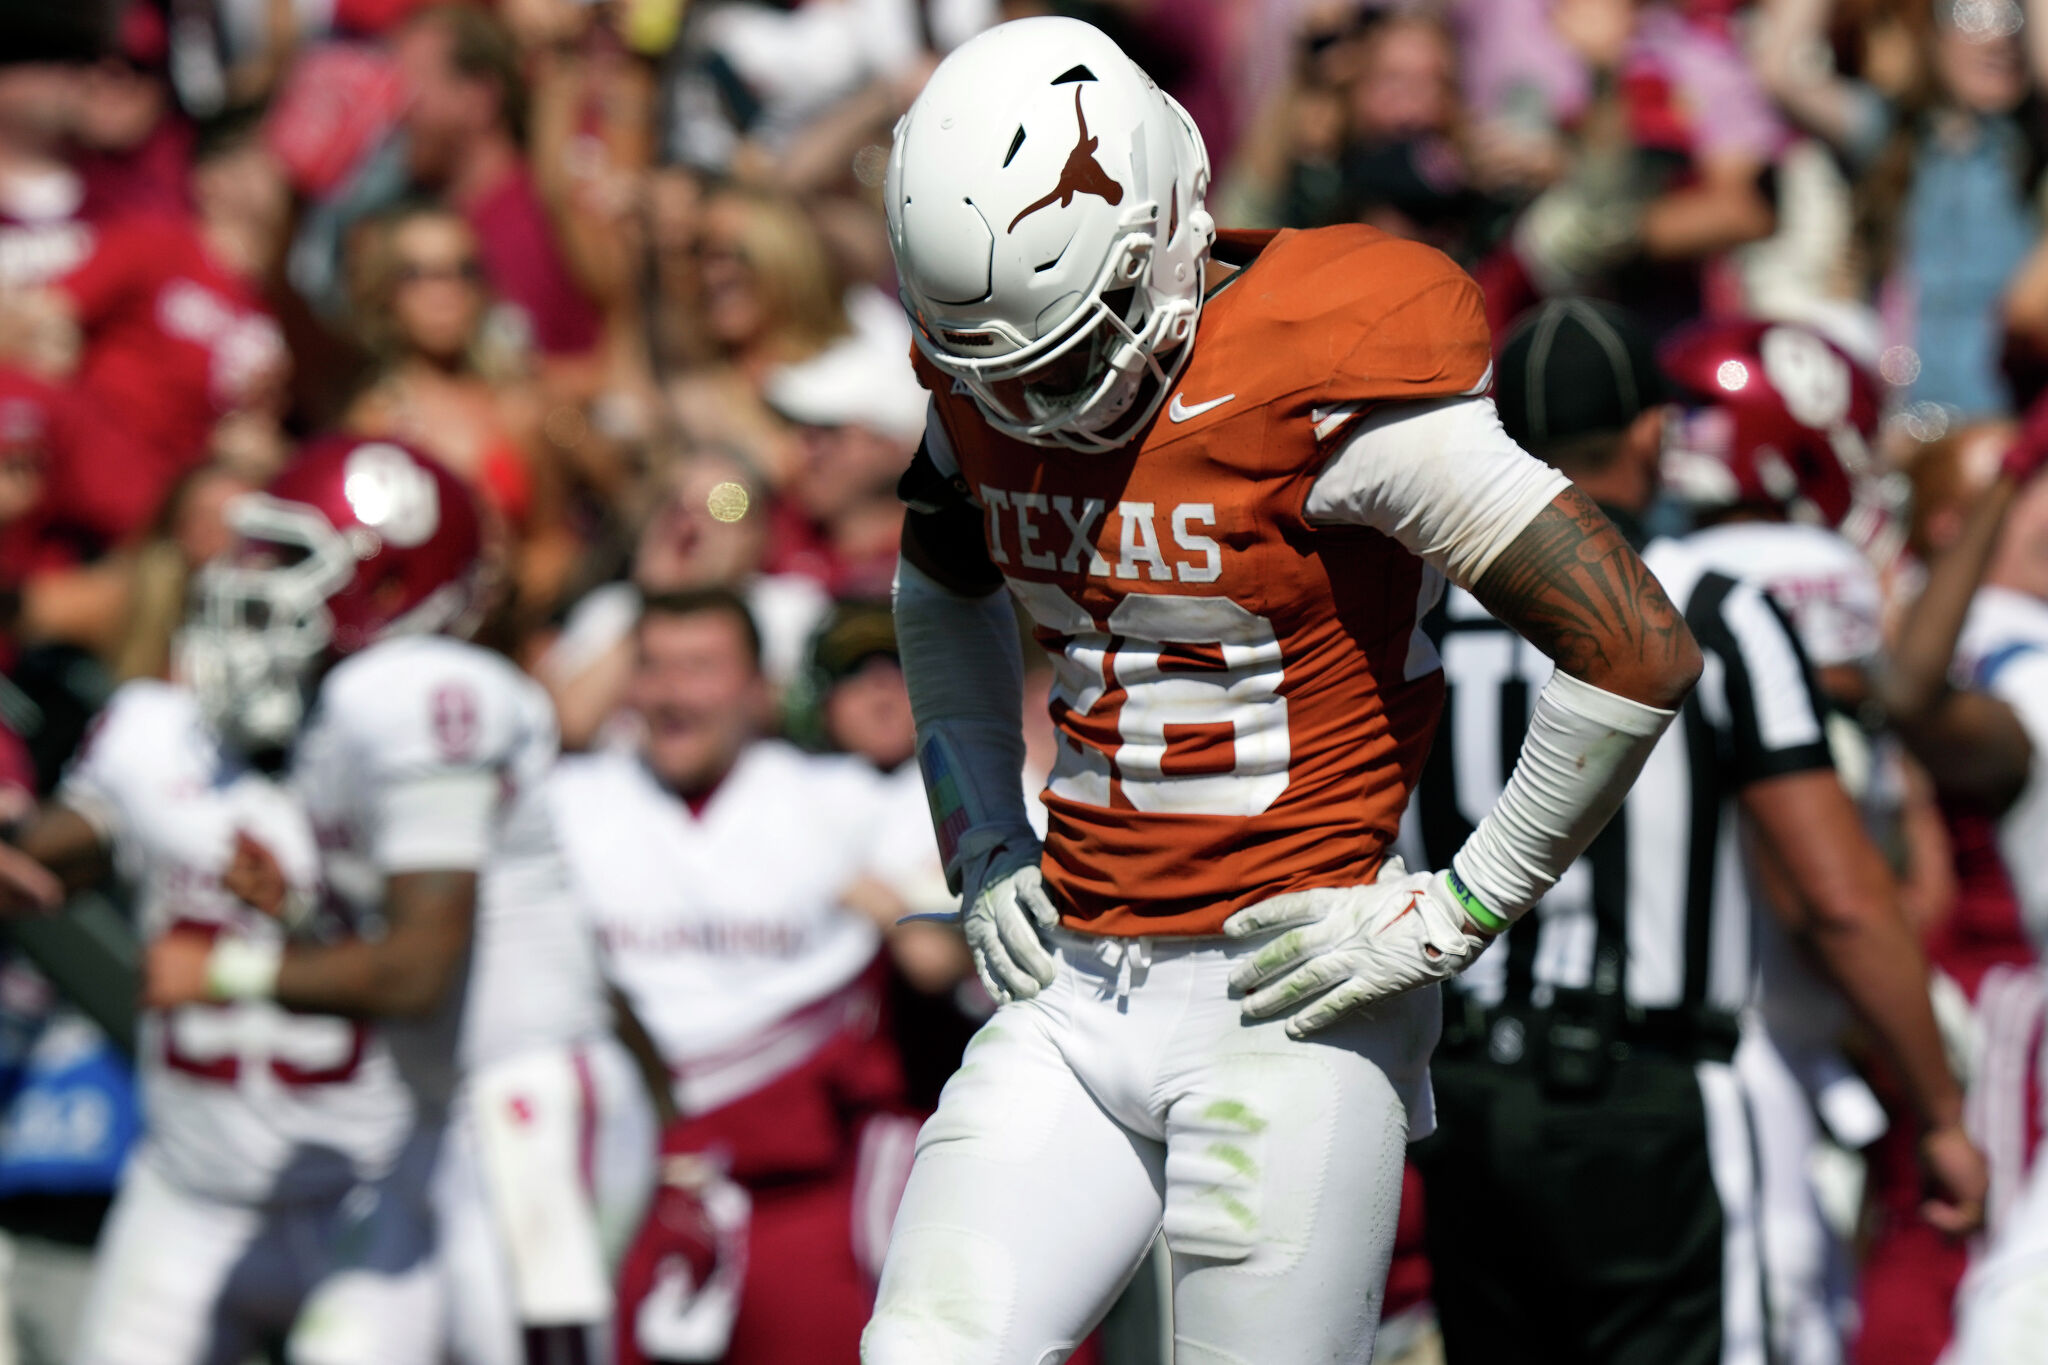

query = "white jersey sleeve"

[1303,396,1570,589]
[1984,648,2048,954]
[58,682,197,852]
[313,640,550,873]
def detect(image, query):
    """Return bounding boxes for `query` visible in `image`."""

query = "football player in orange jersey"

[863,18,1704,1364]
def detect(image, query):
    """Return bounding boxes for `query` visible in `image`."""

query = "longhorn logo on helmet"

[1008,87,1125,231]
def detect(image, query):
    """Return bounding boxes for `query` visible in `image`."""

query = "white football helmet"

[885,17,1215,452]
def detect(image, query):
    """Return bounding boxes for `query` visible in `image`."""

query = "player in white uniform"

[1878,407,2048,1363]
[1662,318,1905,1365]
[144,435,654,1365]
[0,679,411,1365]
[550,590,919,1365]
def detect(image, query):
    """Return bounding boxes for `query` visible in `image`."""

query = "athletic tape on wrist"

[206,937,282,1001]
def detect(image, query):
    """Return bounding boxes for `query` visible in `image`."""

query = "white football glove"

[962,843,1059,1005]
[1223,857,1494,1038]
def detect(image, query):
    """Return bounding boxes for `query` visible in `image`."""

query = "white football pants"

[1733,1026,1848,1365]
[287,1037,654,1365]
[73,1155,347,1365]
[862,930,1440,1365]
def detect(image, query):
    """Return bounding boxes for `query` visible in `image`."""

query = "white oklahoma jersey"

[1946,584,2048,1363]
[60,681,411,1365]
[1953,584,2048,951]
[60,680,410,1201]
[291,634,609,1100]
[286,635,647,1365]
[546,741,882,1112]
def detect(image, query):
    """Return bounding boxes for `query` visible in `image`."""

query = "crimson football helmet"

[182,435,487,750]
[1658,319,1893,542]
[885,16,1215,452]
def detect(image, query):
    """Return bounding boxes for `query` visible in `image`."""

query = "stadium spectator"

[343,199,578,609]
[762,320,926,597]
[0,109,289,548]
[1758,0,2043,418]
[71,2,191,222]
[1513,4,1778,325]
[667,184,851,484]
[391,3,602,361]
[551,588,917,1365]
[538,446,829,748]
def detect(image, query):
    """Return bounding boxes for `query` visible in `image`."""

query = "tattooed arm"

[1470,485,1702,708]
[1224,444,1703,1031]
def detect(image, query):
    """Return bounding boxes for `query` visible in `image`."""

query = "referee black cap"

[1495,299,1664,451]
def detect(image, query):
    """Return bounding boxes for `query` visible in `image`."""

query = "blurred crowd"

[0,0,2046,1361]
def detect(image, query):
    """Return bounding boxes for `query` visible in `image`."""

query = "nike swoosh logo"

[1168,392,1235,423]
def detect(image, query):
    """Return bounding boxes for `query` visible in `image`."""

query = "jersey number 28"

[1009,582,1290,818]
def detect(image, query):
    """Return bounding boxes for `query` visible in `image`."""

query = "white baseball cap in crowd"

[766,326,930,448]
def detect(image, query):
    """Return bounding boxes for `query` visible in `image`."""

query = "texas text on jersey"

[914,224,1493,936]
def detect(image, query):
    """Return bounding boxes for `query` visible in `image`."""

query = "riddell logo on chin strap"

[1009,87,1125,231]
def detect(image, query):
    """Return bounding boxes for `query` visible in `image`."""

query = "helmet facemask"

[182,495,355,753]
[181,489,486,752]
[914,206,1201,452]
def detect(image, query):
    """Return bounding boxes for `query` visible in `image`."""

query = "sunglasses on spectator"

[395,259,486,287]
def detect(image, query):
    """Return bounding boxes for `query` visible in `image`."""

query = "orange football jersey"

[918,225,1494,937]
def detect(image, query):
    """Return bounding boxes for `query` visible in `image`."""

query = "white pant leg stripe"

[1699,1061,1769,1365]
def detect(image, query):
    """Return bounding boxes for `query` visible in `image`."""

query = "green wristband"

[1445,868,1510,934]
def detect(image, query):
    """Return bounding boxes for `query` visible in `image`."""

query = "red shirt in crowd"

[464,163,601,358]
[53,214,285,537]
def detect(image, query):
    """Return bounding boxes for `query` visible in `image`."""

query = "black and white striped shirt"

[1401,535,1836,1017]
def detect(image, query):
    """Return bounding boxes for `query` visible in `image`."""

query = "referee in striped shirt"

[1407,300,1986,1365]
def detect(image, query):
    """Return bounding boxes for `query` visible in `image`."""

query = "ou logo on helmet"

[342,442,441,548]
[1759,326,1852,430]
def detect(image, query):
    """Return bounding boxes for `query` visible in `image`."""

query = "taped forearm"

[1448,669,1676,929]
[893,556,1033,893]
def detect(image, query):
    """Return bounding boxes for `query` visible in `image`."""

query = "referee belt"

[1439,995,1740,1069]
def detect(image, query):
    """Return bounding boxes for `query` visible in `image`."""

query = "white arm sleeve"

[374,770,500,873]
[1304,396,1570,588]
[893,555,1034,897]
[1450,668,1677,927]
[1985,651,2048,952]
